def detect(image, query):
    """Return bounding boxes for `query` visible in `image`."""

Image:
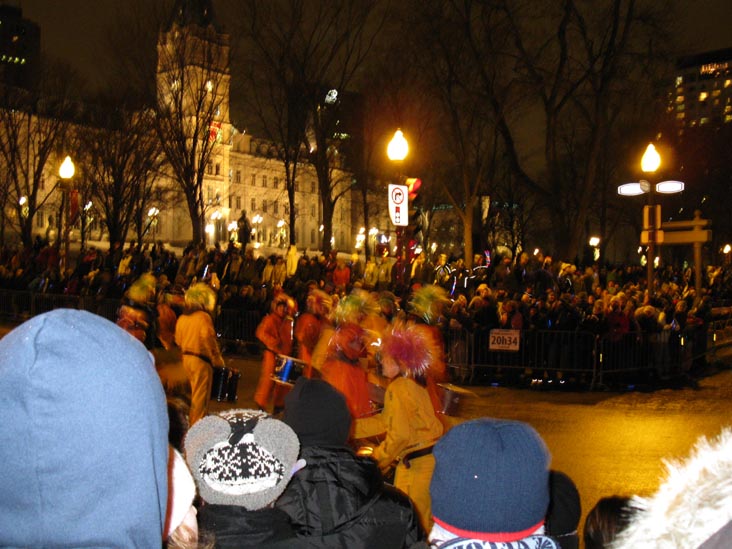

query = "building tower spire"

[165,0,221,33]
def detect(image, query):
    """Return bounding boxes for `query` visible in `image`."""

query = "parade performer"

[294,288,332,377]
[408,284,450,415]
[320,290,380,418]
[175,282,225,425]
[354,319,444,532]
[254,293,294,411]
[116,272,158,348]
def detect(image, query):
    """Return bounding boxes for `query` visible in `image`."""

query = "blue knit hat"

[430,418,551,542]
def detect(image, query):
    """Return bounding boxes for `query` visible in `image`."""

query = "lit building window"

[273,177,279,189]
[235,170,241,183]
[263,201,268,213]
[725,79,731,88]
[251,198,256,211]
[215,163,220,176]
[700,117,709,125]
[675,76,683,86]
[676,112,685,120]
[206,80,213,92]
[676,95,684,103]
[236,196,241,209]
[262,175,267,188]
[725,114,732,123]
[713,89,721,97]
[699,91,708,101]
[251,174,256,186]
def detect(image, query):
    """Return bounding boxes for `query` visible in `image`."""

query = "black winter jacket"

[275,446,424,548]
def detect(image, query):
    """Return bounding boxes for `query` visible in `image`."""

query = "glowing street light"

[387,129,408,162]
[58,156,75,274]
[617,143,685,296]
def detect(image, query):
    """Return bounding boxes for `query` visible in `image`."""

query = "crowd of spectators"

[0,238,726,359]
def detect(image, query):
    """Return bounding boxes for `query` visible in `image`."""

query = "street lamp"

[58,155,75,274]
[387,129,408,265]
[617,143,684,297]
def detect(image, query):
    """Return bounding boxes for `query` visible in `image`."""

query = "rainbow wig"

[333,289,379,326]
[380,318,439,379]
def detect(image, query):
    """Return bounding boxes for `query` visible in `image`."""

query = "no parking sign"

[388,184,408,226]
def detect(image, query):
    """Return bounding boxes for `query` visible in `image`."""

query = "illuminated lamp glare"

[655,180,685,194]
[617,182,644,196]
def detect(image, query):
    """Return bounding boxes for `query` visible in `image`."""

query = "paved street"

[220,351,732,535]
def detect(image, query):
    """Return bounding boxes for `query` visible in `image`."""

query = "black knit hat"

[546,470,581,549]
[430,418,551,541]
[283,377,352,448]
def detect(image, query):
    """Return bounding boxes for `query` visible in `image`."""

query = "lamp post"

[387,129,408,265]
[617,143,684,297]
[58,155,75,274]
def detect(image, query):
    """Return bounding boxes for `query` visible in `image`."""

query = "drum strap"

[182,351,212,366]
[402,445,434,469]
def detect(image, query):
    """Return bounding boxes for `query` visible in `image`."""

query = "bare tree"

[154,21,230,244]
[75,98,166,249]
[0,61,77,248]
[235,0,385,254]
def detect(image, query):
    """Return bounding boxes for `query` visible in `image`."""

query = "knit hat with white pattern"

[184,409,300,511]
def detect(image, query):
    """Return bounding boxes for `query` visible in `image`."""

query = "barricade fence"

[445,324,713,389]
[0,288,725,389]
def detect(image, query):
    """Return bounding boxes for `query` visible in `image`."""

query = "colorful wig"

[126,273,157,305]
[307,289,333,319]
[184,282,217,314]
[333,289,379,326]
[409,284,450,325]
[380,319,439,379]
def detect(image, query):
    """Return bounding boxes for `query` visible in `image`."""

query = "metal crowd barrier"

[215,308,262,352]
[445,325,709,389]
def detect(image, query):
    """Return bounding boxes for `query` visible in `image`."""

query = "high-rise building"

[671,47,732,130]
[0,4,40,90]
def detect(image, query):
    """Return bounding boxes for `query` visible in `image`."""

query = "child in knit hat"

[428,418,560,548]
[184,408,306,548]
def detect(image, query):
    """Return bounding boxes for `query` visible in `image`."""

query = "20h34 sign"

[489,329,520,352]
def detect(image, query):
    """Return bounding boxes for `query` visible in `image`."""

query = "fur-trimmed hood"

[612,428,732,549]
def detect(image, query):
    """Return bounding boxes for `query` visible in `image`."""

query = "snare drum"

[211,366,230,402]
[274,355,307,384]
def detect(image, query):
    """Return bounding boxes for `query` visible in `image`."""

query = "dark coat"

[276,446,424,548]
[198,504,303,549]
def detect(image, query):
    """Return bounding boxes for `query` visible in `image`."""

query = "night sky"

[14,0,732,88]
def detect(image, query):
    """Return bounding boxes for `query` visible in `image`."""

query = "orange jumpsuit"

[254,311,293,409]
[294,312,322,378]
[321,354,372,419]
[174,310,225,425]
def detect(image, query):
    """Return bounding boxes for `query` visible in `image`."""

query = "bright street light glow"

[641,143,661,173]
[59,156,75,179]
[387,129,408,161]
[589,236,600,247]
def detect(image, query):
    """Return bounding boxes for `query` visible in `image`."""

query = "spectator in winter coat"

[0,309,169,547]
[613,428,732,549]
[185,409,306,548]
[427,418,559,548]
[278,378,424,548]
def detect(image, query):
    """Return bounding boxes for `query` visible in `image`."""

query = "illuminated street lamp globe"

[387,129,408,162]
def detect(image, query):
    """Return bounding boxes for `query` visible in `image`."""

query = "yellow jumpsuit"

[354,376,443,531]
[174,310,225,425]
